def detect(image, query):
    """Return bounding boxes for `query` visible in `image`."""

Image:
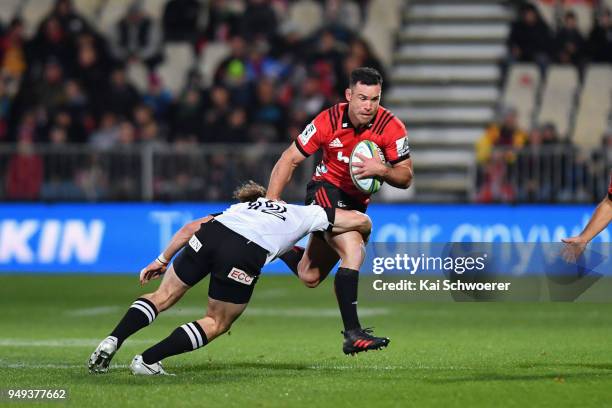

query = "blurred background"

[0,0,609,204]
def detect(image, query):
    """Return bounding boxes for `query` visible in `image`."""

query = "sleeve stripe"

[372,111,391,134]
[327,108,335,130]
[376,113,395,135]
[294,139,310,157]
[332,104,339,130]
[389,153,411,165]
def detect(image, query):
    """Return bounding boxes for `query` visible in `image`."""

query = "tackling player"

[267,67,413,354]
[562,173,612,260]
[88,181,381,375]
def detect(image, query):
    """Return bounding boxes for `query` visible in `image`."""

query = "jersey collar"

[341,105,377,132]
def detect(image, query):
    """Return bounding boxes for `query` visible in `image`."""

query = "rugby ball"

[349,140,385,194]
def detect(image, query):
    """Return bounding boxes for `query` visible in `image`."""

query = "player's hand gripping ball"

[349,140,385,194]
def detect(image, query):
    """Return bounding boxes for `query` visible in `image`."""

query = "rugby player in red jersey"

[266,67,413,354]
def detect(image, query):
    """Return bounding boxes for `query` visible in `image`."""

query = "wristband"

[156,253,169,265]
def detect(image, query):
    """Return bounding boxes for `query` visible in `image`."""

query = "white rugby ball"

[349,140,385,194]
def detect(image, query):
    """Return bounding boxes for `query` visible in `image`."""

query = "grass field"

[1,274,612,407]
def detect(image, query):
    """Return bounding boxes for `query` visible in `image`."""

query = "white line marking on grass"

[0,362,129,369]
[166,307,390,318]
[0,339,153,347]
[66,306,389,318]
[66,306,121,316]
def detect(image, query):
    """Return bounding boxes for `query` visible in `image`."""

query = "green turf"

[1,275,611,407]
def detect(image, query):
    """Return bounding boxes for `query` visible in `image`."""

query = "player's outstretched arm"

[332,209,372,241]
[266,143,307,200]
[140,215,213,285]
[563,196,612,245]
[561,196,612,262]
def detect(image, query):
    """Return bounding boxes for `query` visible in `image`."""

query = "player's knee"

[301,276,321,288]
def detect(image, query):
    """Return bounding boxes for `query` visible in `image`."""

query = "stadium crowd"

[0,0,380,200]
[476,0,612,203]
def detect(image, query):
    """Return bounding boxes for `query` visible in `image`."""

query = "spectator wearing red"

[5,140,43,200]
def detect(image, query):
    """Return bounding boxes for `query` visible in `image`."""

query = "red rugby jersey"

[608,172,612,200]
[295,103,410,204]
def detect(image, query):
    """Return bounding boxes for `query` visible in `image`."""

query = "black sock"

[142,321,208,364]
[334,267,361,331]
[280,246,304,276]
[110,298,158,347]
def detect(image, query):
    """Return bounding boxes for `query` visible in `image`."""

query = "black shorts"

[305,180,368,213]
[173,220,268,304]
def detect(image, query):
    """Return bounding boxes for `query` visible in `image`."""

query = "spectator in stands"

[170,87,205,143]
[203,85,233,143]
[0,78,11,141]
[241,0,278,42]
[0,18,27,87]
[507,3,553,68]
[110,0,163,71]
[5,139,43,200]
[476,107,528,165]
[214,36,250,103]
[63,79,95,135]
[73,35,112,114]
[346,38,385,85]
[28,16,72,71]
[248,78,287,142]
[476,150,515,203]
[142,74,173,122]
[225,108,248,143]
[556,10,586,67]
[103,67,141,119]
[30,58,66,115]
[40,0,92,43]
[89,112,121,150]
[201,0,243,44]
[162,0,201,43]
[588,8,612,63]
[289,74,330,129]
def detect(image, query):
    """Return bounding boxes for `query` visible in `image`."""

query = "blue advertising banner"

[0,203,607,274]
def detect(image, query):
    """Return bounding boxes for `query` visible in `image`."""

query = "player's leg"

[131,255,259,375]
[89,250,203,373]
[296,232,340,288]
[132,297,247,375]
[325,231,390,355]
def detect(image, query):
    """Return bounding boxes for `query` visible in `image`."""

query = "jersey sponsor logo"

[227,267,254,285]
[189,235,202,252]
[298,123,317,145]
[337,200,347,208]
[329,138,343,148]
[396,136,410,157]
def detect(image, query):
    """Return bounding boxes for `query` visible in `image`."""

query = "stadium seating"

[537,65,579,137]
[73,0,102,23]
[98,0,130,33]
[157,43,195,94]
[198,42,231,87]
[502,64,541,131]
[127,61,150,92]
[0,0,21,23]
[363,0,403,67]
[287,0,323,37]
[21,0,55,35]
[573,65,612,149]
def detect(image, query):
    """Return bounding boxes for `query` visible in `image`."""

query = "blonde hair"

[233,180,267,202]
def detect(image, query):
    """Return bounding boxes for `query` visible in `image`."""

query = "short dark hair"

[350,67,383,87]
